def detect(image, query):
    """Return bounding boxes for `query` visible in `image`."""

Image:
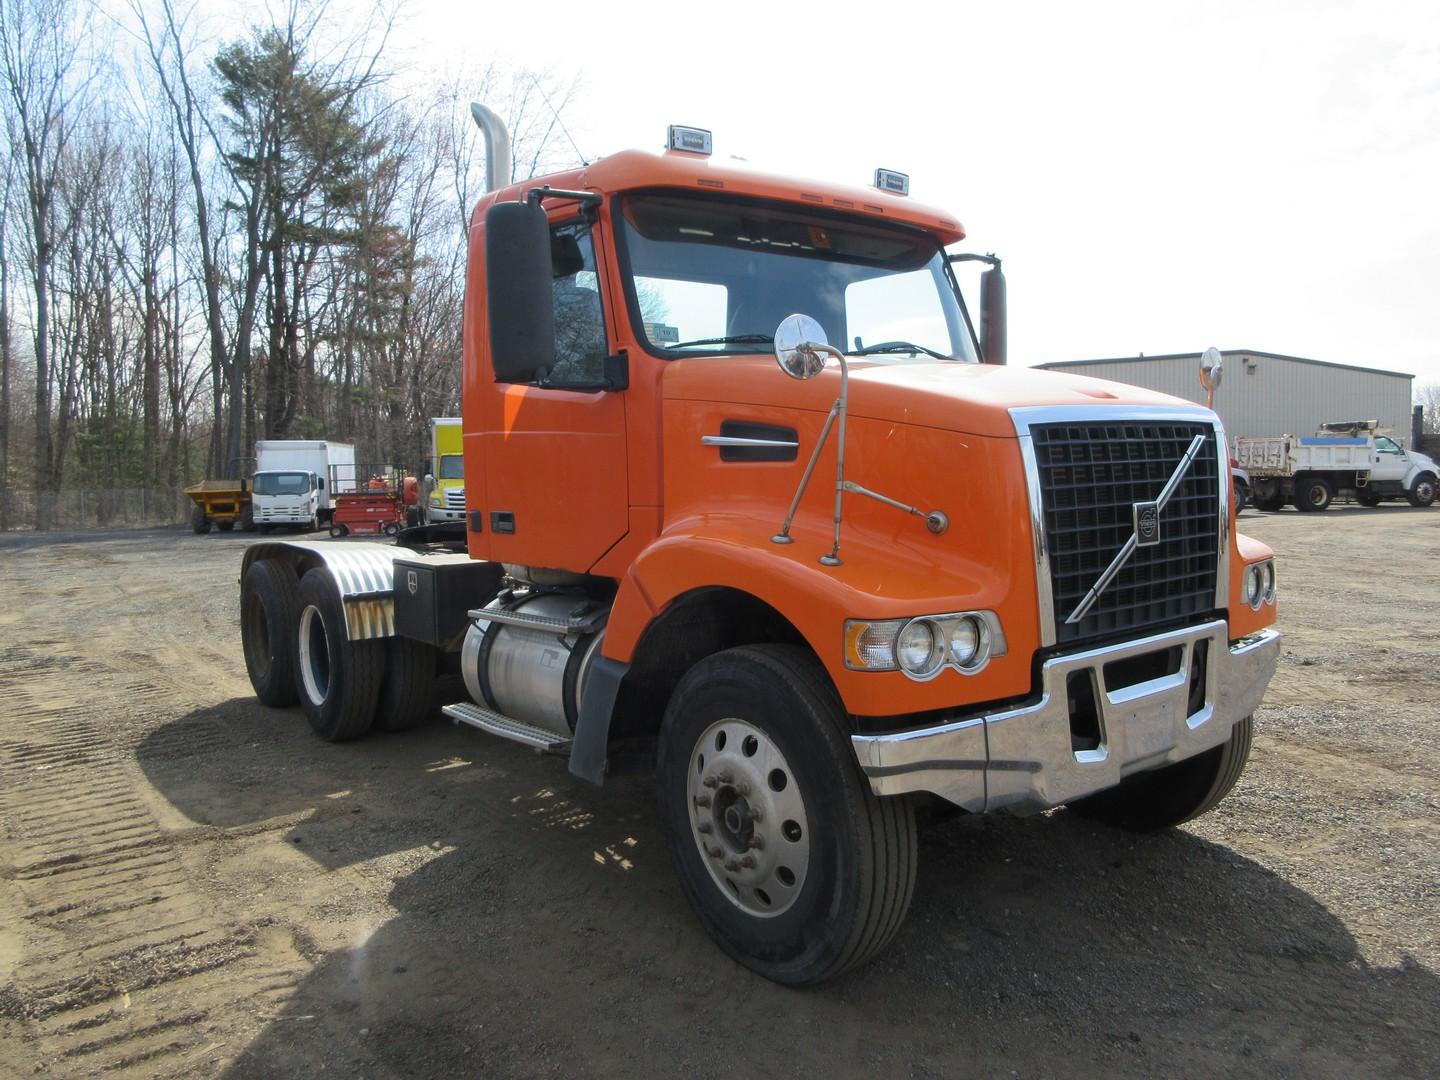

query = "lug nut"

[724,859,740,872]
[717,772,734,785]
[736,781,751,796]
[694,794,712,808]
[697,821,712,834]
[748,835,764,850]
[707,845,723,859]
[740,855,756,869]
[702,776,718,789]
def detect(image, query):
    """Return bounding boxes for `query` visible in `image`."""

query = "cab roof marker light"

[874,168,909,196]
[667,125,713,155]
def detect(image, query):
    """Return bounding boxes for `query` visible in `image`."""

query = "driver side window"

[544,222,608,387]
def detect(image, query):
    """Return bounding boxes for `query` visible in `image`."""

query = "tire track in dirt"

[0,631,309,1077]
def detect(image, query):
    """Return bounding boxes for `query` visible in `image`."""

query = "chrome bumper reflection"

[851,621,1280,813]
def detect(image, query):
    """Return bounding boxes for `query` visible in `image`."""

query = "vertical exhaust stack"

[469,102,512,193]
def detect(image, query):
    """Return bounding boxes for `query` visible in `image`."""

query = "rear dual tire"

[296,568,383,741]
[1293,475,1333,512]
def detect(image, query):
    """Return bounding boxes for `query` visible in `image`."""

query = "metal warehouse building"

[1035,350,1416,443]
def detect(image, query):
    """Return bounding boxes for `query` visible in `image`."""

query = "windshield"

[617,192,977,363]
[253,472,309,496]
[437,454,464,480]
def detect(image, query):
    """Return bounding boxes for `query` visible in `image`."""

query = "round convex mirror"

[1199,346,1224,392]
[773,314,829,380]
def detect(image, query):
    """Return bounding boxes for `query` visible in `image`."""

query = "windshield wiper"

[664,334,774,350]
[850,340,957,362]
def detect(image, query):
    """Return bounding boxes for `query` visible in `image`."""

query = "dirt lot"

[0,507,1436,1078]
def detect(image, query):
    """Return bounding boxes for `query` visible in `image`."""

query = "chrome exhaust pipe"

[469,102,511,193]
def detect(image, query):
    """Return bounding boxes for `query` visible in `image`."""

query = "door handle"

[702,420,800,462]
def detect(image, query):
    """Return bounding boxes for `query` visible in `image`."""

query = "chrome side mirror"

[774,314,829,380]
[1200,346,1224,393]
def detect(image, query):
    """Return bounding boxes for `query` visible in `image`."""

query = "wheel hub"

[686,718,810,918]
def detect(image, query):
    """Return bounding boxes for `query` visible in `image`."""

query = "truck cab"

[251,469,322,531]
[423,418,466,523]
[238,111,1280,985]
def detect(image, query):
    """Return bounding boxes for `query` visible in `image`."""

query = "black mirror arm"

[949,252,1002,270]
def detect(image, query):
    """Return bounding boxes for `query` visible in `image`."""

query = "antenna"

[531,76,589,167]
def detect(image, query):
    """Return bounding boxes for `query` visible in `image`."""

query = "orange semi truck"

[237,106,1280,985]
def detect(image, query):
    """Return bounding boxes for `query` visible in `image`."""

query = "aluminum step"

[465,605,606,634]
[442,702,572,753]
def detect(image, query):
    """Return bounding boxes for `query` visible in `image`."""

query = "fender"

[241,541,402,641]
[602,517,1040,718]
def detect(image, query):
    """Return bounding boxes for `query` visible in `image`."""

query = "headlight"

[1244,560,1275,610]
[1244,564,1261,607]
[948,617,983,668]
[844,611,1005,679]
[430,495,443,506]
[897,620,942,677]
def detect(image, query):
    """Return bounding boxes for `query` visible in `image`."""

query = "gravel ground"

[0,506,1436,1078]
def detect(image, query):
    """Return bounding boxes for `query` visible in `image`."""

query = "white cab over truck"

[1235,422,1438,512]
[252,440,357,531]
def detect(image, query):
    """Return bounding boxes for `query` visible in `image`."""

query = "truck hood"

[663,355,1201,438]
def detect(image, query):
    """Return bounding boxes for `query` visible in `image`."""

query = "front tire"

[191,505,210,534]
[658,645,917,985]
[295,568,383,741]
[1293,475,1333,512]
[240,560,301,706]
[1408,474,1436,507]
[1069,715,1253,831]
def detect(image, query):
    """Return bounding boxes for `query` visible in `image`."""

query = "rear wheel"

[1293,475,1333,512]
[658,645,917,985]
[240,560,301,706]
[295,568,383,741]
[374,637,438,731]
[329,523,348,538]
[191,505,210,534]
[383,521,400,537]
[1069,715,1253,831]
[240,504,256,532]
[1254,491,1285,512]
[1408,474,1436,507]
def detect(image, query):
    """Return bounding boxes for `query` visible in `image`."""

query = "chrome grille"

[444,488,466,509]
[1031,420,1220,645]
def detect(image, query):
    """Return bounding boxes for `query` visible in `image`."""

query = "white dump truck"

[1234,421,1438,511]
[252,440,357,531]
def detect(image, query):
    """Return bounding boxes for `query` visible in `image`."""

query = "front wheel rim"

[686,718,811,918]
[297,605,331,705]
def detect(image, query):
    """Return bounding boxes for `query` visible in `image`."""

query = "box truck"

[251,440,356,531]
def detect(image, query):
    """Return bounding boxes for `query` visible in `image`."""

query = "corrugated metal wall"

[1036,352,1415,443]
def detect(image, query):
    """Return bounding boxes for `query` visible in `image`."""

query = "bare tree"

[0,0,95,526]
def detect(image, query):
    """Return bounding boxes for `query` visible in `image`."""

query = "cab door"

[1370,435,1408,483]
[479,215,628,573]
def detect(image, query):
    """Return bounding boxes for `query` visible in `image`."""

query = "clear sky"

[221,0,1440,382]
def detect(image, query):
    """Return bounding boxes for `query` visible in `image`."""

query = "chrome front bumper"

[851,621,1280,813]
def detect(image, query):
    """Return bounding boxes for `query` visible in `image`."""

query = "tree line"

[0,0,578,530]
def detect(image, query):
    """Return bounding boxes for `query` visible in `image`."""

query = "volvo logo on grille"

[1134,501,1161,546]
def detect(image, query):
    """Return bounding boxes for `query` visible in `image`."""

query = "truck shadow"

[136,699,1439,1079]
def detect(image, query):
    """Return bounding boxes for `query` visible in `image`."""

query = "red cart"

[327,464,418,537]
